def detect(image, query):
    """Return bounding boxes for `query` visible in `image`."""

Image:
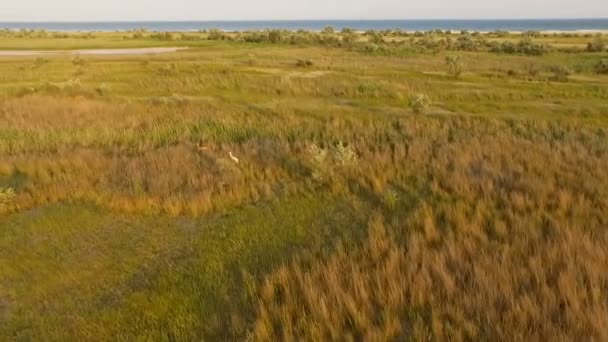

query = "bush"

[341,29,358,45]
[383,189,399,210]
[307,142,358,183]
[526,64,541,78]
[307,144,331,182]
[366,30,384,44]
[242,31,266,43]
[363,43,380,53]
[409,94,430,114]
[95,83,110,97]
[267,30,284,44]
[523,30,541,38]
[445,55,464,78]
[0,187,17,212]
[490,41,516,54]
[549,65,572,82]
[334,141,358,168]
[150,32,176,41]
[493,30,509,37]
[72,56,87,67]
[158,63,178,76]
[418,36,442,50]
[453,35,479,51]
[587,37,606,52]
[594,59,608,74]
[491,38,549,56]
[517,38,549,56]
[296,59,313,67]
[322,26,335,34]
[207,29,226,41]
[33,57,49,69]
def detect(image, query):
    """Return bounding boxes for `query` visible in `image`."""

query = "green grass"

[0,193,370,340]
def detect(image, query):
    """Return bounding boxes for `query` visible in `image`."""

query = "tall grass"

[252,213,608,340]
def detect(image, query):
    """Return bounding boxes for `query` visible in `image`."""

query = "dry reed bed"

[244,119,608,340]
[252,213,608,340]
[2,101,608,218]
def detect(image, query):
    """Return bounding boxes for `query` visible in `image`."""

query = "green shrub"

[207,29,226,41]
[523,30,541,38]
[382,189,399,211]
[0,187,17,212]
[307,144,331,182]
[341,28,358,44]
[491,38,549,55]
[549,65,572,82]
[296,59,314,67]
[366,30,384,44]
[322,26,335,34]
[526,64,541,78]
[517,38,549,55]
[95,83,110,97]
[490,41,516,54]
[454,35,479,51]
[242,31,266,43]
[151,32,176,41]
[72,56,87,67]
[267,30,284,44]
[363,43,380,53]
[307,142,358,182]
[594,59,608,74]
[587,37,606,52]
[409,94,430,114]
[51,32,69,39]
[445,55,465,78]
[33,57,49,69]
[334,141,358,168]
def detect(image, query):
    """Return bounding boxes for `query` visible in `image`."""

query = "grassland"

[1,29,608,340]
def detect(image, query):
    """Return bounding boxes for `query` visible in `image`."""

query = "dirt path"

[0,47,188,57]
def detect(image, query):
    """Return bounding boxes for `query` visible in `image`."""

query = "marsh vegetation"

[0,29,607,340]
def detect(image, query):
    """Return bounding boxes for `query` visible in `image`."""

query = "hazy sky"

[2,0,607,21]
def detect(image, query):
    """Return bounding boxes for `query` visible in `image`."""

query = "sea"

[0,19,607,32]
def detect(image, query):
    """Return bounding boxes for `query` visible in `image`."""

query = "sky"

[1,0,607,21]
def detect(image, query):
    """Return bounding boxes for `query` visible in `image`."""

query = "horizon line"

[1,17,608,23]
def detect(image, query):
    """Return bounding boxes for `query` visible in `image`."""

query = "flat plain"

[1,29,608,340]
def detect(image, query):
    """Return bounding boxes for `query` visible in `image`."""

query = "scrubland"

[1,29,608,340]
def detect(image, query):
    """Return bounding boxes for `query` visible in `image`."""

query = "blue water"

[1,19,607,32]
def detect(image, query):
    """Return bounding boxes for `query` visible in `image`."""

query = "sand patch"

[0,47,187,57]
